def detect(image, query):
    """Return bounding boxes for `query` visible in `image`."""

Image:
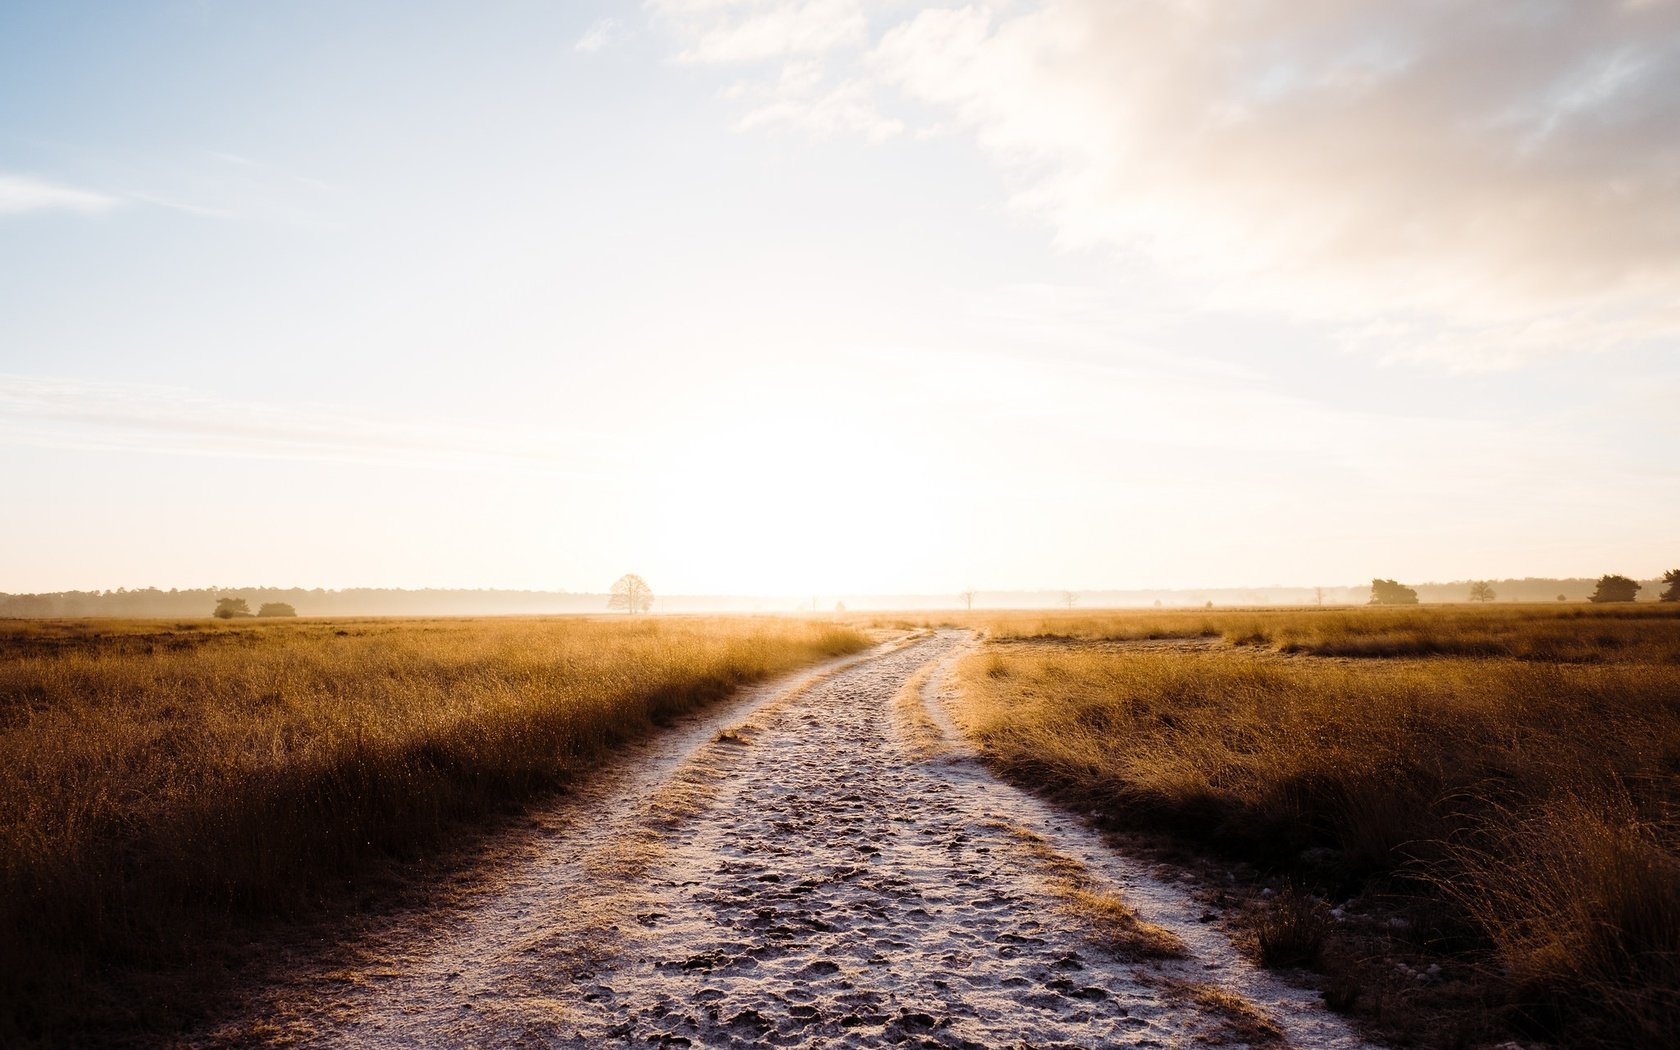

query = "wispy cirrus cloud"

[730,62,904,139]
[0,173,119,215]
[0,374,616,475]
[575,17,623,53]
[654,0,871,63]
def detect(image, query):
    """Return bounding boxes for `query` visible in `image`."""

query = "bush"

[1590,575,1642,603]
[255,602,297,617]
[1369,578,1419,605]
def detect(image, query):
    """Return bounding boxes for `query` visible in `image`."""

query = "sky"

[2,0,1677,597]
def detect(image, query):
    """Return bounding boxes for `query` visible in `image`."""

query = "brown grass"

[0,615,868,1044]
[974,602,1680,662]
[890,665,946,760]
[997,822,1187,960]
[1162,980,1287,1046]
[954,605,1680,1049]
[1252,885,1331,968]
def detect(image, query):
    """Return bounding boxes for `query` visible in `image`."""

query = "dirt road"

[211,631,1375,1048]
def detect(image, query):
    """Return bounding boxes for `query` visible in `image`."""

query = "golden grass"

[974,602,1680,662]
[996,822,1187,960]
[0,614,868,1043]
[954,605,1680,1049]
[1162,980,1287,1046]
[889,665,946,760]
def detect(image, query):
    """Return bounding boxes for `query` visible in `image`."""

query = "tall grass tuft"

[973,603,1680,662]
[956,605,1680,1048]
[0,615,868,1043]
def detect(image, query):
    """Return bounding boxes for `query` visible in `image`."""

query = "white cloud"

[575,17,622,53]
[736,71,904,139]
[657,0,870,63]
[0,173,119,215]
[654,1,1680,366]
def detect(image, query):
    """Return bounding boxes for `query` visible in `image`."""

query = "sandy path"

[212,631,1376,1049]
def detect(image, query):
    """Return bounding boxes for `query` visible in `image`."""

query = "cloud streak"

[0,374,617,476]
[660,0,870,63]
[0,173,119,215]
[575,17,622,53]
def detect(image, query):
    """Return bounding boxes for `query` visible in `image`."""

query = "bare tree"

[1467,581,1496,602]
[958,590,976,611]
[607,573,654,615]
[1061,590,1078,610]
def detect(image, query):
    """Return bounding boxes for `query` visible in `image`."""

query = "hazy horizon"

[4,576,1665,620]
[4,2,1677,595]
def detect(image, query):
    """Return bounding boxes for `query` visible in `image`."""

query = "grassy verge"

[953,607,1680,1049]
[973,603,1680,662]
[0,615,868,1045]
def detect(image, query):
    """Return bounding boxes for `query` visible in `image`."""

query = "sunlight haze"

[3,1,1677,596]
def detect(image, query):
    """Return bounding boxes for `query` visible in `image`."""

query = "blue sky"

[2,1,1677,595]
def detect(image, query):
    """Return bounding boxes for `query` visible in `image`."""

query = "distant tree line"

[1368,571,1679,605]
[2,572,1674,619]
[0,587,611,619]
[212,598,297,619]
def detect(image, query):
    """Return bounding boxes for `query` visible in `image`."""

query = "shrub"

[1590,575,1642,603]
[1369,579,1420,605]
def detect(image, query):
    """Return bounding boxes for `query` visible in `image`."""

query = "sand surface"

[206,631,1377,1049]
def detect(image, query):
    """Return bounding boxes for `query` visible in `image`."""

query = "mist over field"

[1,577,1672,619]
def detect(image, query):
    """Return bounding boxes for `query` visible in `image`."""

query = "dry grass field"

[0,615,868,1044]
[951,604,1680,1048]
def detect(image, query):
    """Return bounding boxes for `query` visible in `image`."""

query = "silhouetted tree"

[213,597,252,619]
[1660,570,1680,603]
[1557,593,1567,602]
[1468,581,1496,602]
[1589,575,1641,603]
[959,590,975,611]
[607,573,654,614]
[1369,579,1419,605]
[256,602,297,617]
[1061,590,1079,610]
